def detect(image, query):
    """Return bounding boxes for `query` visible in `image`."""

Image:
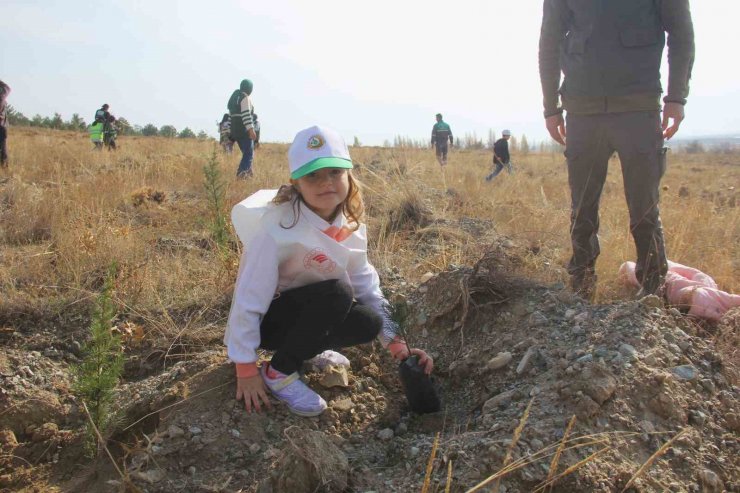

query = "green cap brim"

[291,157,353,180]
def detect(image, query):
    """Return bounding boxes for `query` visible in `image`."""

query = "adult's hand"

[662,102,685,140]
[236,374,271,413]
[546,114,566,145]
[248,128,257,141]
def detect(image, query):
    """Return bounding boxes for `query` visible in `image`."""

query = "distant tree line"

[5,105,209,140]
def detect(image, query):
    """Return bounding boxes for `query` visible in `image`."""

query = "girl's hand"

[392,345,434,375]
[409,348,434,375]
[236,375,272,413]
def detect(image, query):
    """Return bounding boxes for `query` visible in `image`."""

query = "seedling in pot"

[385,295,441,414]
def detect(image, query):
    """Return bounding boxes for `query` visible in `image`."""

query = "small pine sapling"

[203,148,229,249]
[73,264,124,456]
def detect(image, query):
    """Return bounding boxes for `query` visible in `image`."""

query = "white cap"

[502,129,512,136]
[288,125,353,180]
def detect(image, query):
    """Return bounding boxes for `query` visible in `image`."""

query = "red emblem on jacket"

[303,248,337,273]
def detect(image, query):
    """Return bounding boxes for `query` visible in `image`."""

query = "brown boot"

[571,270,597,302]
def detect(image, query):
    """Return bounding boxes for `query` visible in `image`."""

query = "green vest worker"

[89,122,104,150]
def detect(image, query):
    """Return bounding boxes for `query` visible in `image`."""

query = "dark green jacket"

[431,121,453,146]
[539,0,694,116]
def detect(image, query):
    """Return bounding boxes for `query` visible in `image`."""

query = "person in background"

[0,80,10,168]
[227,79,257,178]
[485,129,513,181]
[94,104,110,124]
[104,116,118,151]
[431,113,453,166]
[539,0,695,300]
[89,121,104,150]
[219,113,234,153]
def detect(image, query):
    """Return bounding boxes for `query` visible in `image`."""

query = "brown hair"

[272,170,365,230]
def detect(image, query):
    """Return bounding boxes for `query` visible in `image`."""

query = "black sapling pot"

[399,355,441,414]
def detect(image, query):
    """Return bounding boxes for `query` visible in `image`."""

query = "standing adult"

[0,80,11,168]
[227,79,257,178]
[539,0,694,299]
[431,113,453,166]
[485,129,513,181]
[94,104,110,124]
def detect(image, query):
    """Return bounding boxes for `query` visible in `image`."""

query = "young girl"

[225,125,433,416]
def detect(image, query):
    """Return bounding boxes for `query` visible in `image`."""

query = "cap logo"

[307,135,325,150]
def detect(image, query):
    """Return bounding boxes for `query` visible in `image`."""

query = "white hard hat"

[502,129,512,136]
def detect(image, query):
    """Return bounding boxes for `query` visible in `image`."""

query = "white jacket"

[224,199,396,365]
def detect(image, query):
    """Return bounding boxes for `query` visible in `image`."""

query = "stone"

[564,309,576,320]
[395,423,408,436]
[319,366,350,388]
[331,398,354,412]
[270,426,350,493]
[31,422,58,443]
[516,348,537,375]
[249,443,261,454]
[576,366,617,405]
[671,365,699,382]
[574,395,601,419]
[167,425,185,438]
[638,420,655,433]
[420,272,435,284]
[483,390,514,413]
[576,354,593,364]
[486,352,513,371]
[688,410,707,427]
[724,412,740,433]
[574,312,590,323]
[700,379,716,393]
[529,312,548,327]
[698,469,724,493]
[377,428,394,441]
[618,344,638,362]
[133,469,166,484]
[188,425,202,435]
[572,325,585,336]
[0,429,18,447]
[230,429,241,438]
[643,352,659,366]
[648,392,686,423]
[409,446,420,458]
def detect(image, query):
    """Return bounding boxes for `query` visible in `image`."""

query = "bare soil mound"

[1,248,738,492]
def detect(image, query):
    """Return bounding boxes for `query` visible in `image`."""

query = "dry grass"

[1,127,738,346]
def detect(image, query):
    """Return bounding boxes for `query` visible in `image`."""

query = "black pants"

[0,125,7,166]
[435,142,448,164]
[565,111,668,294]
[260,280,382,374]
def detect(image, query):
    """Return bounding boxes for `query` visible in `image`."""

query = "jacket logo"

[307,135,325,150]
[303,247,336,273]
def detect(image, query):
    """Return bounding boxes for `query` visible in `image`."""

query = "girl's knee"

[354,305,382,340]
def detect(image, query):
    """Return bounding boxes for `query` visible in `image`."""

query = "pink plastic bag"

[618,260,740,322]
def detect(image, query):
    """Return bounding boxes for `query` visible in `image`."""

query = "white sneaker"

[306,350,351,370]
[261,365,327,417]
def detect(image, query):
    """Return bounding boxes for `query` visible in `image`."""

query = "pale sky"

[2,1,739,146]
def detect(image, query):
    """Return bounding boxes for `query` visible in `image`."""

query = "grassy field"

[0,126,738,339]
